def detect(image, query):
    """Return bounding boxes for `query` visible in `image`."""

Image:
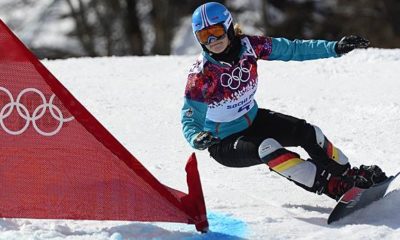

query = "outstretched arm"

[267,35,369,61]
[269,37,337,61]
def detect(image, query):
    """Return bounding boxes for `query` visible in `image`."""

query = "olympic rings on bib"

[220,60,252,90]
[0,87,74,136]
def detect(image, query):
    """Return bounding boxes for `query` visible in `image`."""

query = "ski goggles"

[195,24,226,45]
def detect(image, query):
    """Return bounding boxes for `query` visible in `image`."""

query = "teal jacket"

[181,35,337,149]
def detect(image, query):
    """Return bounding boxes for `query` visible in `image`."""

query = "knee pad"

[258,138,317,188]
[258,138,284,162]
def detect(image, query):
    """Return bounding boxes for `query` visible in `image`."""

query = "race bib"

[206,85,257,122]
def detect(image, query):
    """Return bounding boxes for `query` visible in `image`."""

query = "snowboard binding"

[325,165,388,200]
[348,165,388,188]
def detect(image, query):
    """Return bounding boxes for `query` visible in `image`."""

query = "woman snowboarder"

[181,2,387,200]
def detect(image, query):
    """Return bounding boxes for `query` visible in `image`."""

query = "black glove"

[193,131,220,150]
[335,35,370,55]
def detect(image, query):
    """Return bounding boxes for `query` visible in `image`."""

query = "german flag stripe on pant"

[326,141,340,162]
[314,125,347,165]
[268,152,303,173]
[266,152,317,188]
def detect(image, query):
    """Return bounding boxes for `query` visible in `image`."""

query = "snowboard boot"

[346,165,388,188]
[324,175,357,200]
[324,165,388,200]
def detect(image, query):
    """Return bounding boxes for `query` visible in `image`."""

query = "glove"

[193,131,220,150]
[335,35,370,55]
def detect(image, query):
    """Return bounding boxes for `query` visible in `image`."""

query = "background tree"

[259,0,400,47]
[65,0,145,56]
[1,0,399,59]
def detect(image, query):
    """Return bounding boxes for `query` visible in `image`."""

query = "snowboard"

[327,172,400,224]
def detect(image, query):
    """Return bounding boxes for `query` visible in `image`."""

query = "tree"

[124,0,144,55]
[330,0,400,48]
[151,0,174,55]
[65,0,145,56]
[65,0,96,56]
[3,0,400,58]
[258,0,400,47]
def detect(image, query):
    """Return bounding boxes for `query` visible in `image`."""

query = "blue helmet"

[192,2,233,44]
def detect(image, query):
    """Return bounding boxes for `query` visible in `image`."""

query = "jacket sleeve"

[181,61,212,149]
[268,37,338,61]
[181,97,208,148]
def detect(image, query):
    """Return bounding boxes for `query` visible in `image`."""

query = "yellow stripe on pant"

[331,147,339,162]
[272,158,303,173]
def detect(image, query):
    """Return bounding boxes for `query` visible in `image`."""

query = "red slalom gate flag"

[0,20,208,232]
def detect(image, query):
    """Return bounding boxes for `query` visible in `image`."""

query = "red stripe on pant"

[268,152,299,168]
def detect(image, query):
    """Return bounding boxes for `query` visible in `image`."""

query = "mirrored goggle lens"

[196,25,226,45]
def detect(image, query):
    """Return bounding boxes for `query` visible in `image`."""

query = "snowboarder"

[181,2,387,200]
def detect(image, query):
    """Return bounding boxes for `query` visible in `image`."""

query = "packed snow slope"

[1,49,400,240]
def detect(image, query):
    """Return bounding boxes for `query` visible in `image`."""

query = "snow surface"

[1,49,400,239]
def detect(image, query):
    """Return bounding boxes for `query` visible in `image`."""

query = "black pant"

[208,108,337,169]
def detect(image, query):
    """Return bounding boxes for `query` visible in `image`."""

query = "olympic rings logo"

[0,87,74,136]
[220,60,252,90]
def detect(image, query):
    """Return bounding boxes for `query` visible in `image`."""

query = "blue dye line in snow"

[185,211,248,239]
[208,212,247,237]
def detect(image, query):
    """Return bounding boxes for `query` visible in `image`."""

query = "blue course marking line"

[185,211,248,240]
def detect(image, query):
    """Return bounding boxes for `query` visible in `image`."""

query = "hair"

[234,23,244,36]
